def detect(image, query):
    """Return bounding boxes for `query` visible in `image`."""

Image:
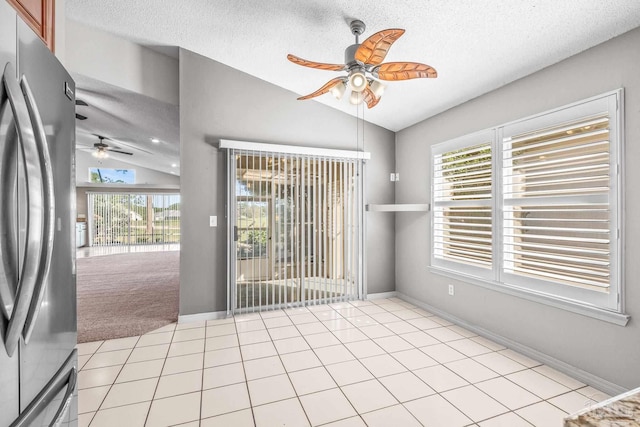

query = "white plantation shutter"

[432,131,494,278]
[502,114,611,288]
[430,91,622,313]
[500,93,621,310]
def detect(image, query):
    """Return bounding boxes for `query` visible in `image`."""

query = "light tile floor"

[77,298,612,427]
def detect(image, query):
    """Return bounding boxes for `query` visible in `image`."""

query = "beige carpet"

[76,251,179,343]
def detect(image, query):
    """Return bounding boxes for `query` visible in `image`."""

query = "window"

[88,193,180,246]
[432,131,494,280]
[89,168,136,184]
[431,90,623,316]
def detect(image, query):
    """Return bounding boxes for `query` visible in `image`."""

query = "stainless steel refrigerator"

[1,2,78,426]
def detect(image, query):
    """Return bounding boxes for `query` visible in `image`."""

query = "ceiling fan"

[75,99,88,121]
[92,135,133,159]
[287,19,437,108]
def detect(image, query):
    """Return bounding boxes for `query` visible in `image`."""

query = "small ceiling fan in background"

[90,135,133,159]
[287,20,438,108]
[75,99,89,120]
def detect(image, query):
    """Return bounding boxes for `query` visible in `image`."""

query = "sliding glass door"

[87,192,181,247]
[226,147,365,313]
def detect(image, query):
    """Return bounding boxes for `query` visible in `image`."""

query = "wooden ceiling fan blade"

[375,62,438,81]
[362,85,381,109]
[287,54,346,71]
[355,29,405,65]
[297,78,346,101]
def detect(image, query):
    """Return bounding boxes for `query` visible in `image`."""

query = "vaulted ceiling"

[73,74,180,177]
[67,0,640,132]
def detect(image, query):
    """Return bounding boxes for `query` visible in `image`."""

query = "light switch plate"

[209,216,217,227]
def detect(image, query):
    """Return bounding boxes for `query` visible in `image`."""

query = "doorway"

[226,144,366,314]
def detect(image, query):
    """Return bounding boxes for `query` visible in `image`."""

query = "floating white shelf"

[366,204,430,212]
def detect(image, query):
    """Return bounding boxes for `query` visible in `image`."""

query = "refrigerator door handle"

[0,113,18,320]
[0,64,20,321]
[49,367,77,427]
[20,75,56,344]
[10,350,77,427]
[0,62,45,357]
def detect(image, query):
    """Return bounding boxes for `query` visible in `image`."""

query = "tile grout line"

[80,298,606,427]
[85,334,144,427]
[142,323,177,427]
[299,301,421,426]
[198,322,207,427]
[341,300,455,427]
[247,301,494,425]
[267,307,318,427]
[234,315,262,426]
[240,299,577,424]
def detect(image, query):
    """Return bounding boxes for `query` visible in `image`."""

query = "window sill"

[429,266,630,326]
[366,204,430,212]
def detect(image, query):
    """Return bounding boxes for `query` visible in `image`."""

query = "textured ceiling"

[74,74,180,176]
[66,0,640,132]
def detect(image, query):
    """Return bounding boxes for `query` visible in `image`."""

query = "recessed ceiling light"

[150,137,160,143]
[171,163,177,168]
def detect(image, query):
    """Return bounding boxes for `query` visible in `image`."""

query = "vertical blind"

[88,193,181,247]
[433,138,493,271]
[503,113,612,291]
[229,149,363,313]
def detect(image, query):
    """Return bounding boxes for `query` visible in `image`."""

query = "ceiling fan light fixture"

[370,79,386,98]
[329,81,347,100]
[288,21,437,107]
[349,71,367,93]
[92,149,109,159]
[349,90,364,105]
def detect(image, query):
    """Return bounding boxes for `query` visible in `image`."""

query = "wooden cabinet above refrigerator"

[6,0,54,51]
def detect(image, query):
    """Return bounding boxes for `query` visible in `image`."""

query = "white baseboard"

[178,310,229,324]
[366,291,398,300]
[396,292,627,397]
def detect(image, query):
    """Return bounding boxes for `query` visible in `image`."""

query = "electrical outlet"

[390,173,396,182]
[448,284,455,296]
[209,216,217,227]
[395,173,400,182]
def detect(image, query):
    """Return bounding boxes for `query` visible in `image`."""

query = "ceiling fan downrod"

[286,18,437,108]
[346,20,366,64]
[350,19,366,44]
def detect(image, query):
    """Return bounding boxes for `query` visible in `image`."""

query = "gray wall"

[65,20,179,105]
[395,27,640,389]
[179,48,396,316]
[54,0,65,62]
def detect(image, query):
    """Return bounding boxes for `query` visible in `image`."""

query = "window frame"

[429,89,628,325]
[431,129,496,281]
